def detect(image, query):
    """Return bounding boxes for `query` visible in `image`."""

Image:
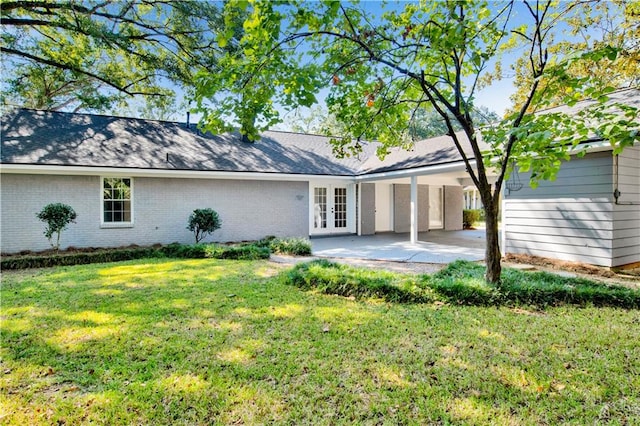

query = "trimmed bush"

[36,203,77,250]
[160,243,207,258]
[0,248,160,270]
[1,242,270,270]
[187,208,221,243]
[462,209,482,229]
[160,242,270,260]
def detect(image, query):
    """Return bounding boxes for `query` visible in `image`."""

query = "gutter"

[0,164,355,183]
[355,160,477,182]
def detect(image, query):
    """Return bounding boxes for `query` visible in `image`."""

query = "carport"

[351,133,497,245]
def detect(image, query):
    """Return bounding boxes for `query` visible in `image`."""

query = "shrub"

[161,243,270,260]
[204,244,270,260]
[161,243,207,258]
[463,209,482,229]
[36,203,77,250]
[257,237,312,256]
[187,208,222,243]
[281,260,435,303]
[0,248,160,270]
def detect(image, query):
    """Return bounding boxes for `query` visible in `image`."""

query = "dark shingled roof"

[2,88,637,177]
[1,108,475,176]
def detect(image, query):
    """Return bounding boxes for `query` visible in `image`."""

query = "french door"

[311,184,353,234]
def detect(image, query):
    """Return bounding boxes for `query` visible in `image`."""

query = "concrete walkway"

[311,229,489,264]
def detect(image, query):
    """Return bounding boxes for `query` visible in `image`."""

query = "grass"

[2,258,639,425]
[284,259,640,308]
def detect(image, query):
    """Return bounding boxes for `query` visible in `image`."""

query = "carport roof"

[1,108,478,177]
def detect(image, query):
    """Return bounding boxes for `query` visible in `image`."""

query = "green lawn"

[2,258,639,425]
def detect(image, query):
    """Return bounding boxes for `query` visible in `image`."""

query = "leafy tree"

[1,1,226,114]
[187,209,222,243]
[509,0,640,110]
[409,106,500,140]
[284,104,498,139]
[36,203,77,250]
[281,105,346,135]
[195,0,638,284]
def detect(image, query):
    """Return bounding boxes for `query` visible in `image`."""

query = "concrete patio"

[311,229,491,264]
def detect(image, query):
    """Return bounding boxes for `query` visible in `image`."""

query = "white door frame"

[309,182,356,235]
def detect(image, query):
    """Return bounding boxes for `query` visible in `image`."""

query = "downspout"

[613,154,637,205]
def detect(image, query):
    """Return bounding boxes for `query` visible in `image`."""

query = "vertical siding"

[443,186,463,230]
[393,184,428,233]
[359,183,376,235]
[1,174,309,253]
[612,145,640,266]
[503,152,616,267]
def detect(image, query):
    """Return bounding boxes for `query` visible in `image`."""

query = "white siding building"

[503,146,640,267]
[1,108,467,254]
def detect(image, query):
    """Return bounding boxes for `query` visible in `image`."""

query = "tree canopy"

[1,0,226,113]
[509,0,640,109]
[194,0,638,283]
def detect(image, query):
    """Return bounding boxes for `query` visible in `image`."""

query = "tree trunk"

[483,197,502,285]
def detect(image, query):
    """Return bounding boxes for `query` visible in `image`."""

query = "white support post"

[410,176,418,244]
[357,183,362,236]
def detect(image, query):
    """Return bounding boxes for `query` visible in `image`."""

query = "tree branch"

[1,47,165,97]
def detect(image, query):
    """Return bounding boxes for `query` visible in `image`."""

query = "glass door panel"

[333,187,347,229]
[314,187,327,229]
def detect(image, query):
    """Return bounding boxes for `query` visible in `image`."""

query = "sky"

[2,0,616,130]
[270,0,534,130]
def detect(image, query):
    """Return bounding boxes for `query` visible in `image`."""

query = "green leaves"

[36,203,77,250]
[2,1,226,114]
[192,0,638,285]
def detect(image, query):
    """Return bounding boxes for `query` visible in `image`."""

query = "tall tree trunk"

[483,197,502,285]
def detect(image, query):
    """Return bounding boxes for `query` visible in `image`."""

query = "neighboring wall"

[503,151,619,267]
[393,184,429,233]
[0,174,309,253]
[613,145,640,266]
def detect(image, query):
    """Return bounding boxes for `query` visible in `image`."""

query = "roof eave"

[0,164,356,182]
[356,159,478,182]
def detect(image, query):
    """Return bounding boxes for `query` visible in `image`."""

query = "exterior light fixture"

[506,159,523,193]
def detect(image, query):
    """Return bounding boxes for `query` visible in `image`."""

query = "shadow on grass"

[2,258,639,425]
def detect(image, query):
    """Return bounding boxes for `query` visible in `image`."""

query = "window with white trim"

[102,177,133,224]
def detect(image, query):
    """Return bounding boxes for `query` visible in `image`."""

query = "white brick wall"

[1,174,309,253]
